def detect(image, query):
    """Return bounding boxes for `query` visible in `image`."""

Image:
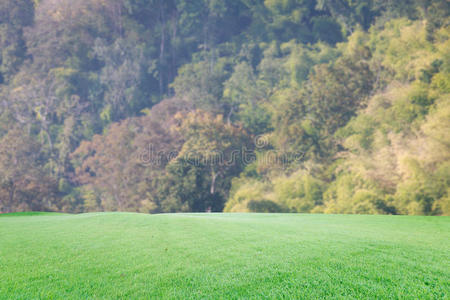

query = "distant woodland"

[0,0,449,215]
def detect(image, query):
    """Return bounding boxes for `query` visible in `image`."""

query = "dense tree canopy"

[0,0,448,215]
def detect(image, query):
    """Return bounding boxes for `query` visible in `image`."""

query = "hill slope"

[1,1,449,215]
[0,213,449,298]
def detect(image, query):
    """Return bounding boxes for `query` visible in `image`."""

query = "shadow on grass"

[0,212,68,217]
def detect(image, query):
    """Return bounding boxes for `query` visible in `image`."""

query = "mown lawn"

[0,213,449,299]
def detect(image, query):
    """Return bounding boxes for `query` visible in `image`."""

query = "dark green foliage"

[0,0,34,82]
[158,159,216,212]
[247,200,285,213]
[312,16,343,44]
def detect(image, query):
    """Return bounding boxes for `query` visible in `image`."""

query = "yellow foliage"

[224,181,272,212]
[370,19,440,81]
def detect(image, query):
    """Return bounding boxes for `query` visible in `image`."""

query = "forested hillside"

[0,0,448,215]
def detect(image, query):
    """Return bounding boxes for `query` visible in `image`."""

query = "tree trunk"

[159,0,166,98]
[227,106,234,126]
[169,10,178,97]
[210,169,218,194]
[44,128,53,151]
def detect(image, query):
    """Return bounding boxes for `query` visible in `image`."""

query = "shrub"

[273,172,325,213]
[323,172,388,214]
[247,200,286,213]
[351,189,388,215]
[224,180,271,212]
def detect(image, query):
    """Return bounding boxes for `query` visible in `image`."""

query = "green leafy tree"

[223,61,271,134]
[167,110,251,211]
[0,0,34,82]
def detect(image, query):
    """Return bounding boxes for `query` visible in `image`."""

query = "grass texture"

[0,213,449,299]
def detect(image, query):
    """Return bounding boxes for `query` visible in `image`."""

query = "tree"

[72,120,139,211]
[307,46,375,135]
[0,127,57,212]
[163,110,251,211]
[272,43,375,160]
[223,61,271,134]
[132,98,192,212]
[0,0,34,82]
[94,38,146,121]
[71,97,191,212]
[172,55,233,113]
[25,0,113,72]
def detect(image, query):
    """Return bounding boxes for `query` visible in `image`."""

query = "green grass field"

[0,213,449,299]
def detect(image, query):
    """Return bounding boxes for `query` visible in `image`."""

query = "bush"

[224,180,272,212]
[247,200,286,213]
[323,172,388,214]
[273,172,325,213]
[351,190,389,215]
[394,158,448,215]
